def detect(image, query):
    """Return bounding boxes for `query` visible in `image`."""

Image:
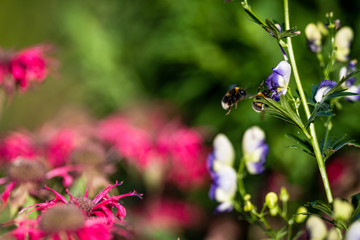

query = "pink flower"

[158,127,209,189]
[10,45,50,90]
[0,157,80,209]
[45,128,81,168]
[11,206,113,240]
[0,130,81,209]
[21,182,141,222]
[0,131,36,163]
[134,198,203,236]
[97,117,155,169]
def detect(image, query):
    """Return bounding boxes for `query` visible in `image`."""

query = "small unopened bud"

[269,205,279,216]
[244,194,251,201]
[280,187,289,202]
[243,200,254,212]
[295,206,308,223]
[333,198,354,221]
[265,192,278,209]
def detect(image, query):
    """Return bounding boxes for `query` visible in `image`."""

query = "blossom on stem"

[207,134,237,212]
[314,80,337,103]
[242,126,268,175]
[265,61,292,101]
[335,26,354,62]
[305,23,323,53]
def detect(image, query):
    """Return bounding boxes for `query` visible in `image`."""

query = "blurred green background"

[0,0,360,220]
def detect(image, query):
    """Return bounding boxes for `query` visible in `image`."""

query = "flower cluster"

[207,126,268,212]
[10,182,141,240]
[98,110,209,190]
[207,134,237,212]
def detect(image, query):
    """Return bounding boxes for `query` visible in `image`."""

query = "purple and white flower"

[339,60,360,102]
[208,164,237,212]
[346,221,360,240]
[265,61,292,101]
[305,23,322,53]
[344,84,360,102]
[207,133,237,212]
[339,59,357,87]
[314,80,337,103]
[335,26,354,62]
[242,126,268,175]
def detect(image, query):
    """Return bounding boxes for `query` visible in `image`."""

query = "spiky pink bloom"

[21,181,141,219]
[10,45,50,90]
[11,207,113,240]
[0,157,80,208]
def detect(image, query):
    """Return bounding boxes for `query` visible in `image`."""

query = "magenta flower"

[11,206,113,240]
[0,131,37,163]
[0,45,53,94]
[0,131,80,210]
[21,181,141,222]
[98,114,209,190]
[10,45,51,90]
[158,127,209,189]
[45,128,81,168]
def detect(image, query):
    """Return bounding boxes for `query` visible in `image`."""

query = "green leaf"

[305,200,333,216]
[322,137,360,161]
[305,110,334,128]
[325,69,360,97]
[264,227,287,240]
[323,90,359,102]
[350,193,360,222]
[286,134,314,156]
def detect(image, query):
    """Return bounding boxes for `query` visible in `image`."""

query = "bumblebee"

[252,89,272,113]
[221,86,247,115]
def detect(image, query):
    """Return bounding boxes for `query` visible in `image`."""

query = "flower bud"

[243,200,254,212]
[333,198,354,221]
[295,206,308,223]
[269,205,279,216]
[265,192,278,209]
[279,187,289,202]
[244,194,251,201]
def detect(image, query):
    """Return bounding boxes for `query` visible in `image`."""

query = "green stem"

[284,0,333,203]
[322,116,332,151]
[237,158,247,197]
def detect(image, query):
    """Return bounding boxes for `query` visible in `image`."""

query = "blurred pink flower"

[0,45,53,94]
[134,198,203,236]
[98,117,157,169]
[0,131,81,210]
[0,131,37,162]
[10,45,50,90]
[158,127,208,189]
[98,114,209,190]
[45,128,81,168]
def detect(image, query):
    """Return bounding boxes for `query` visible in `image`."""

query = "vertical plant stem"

[284,0,333,203]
